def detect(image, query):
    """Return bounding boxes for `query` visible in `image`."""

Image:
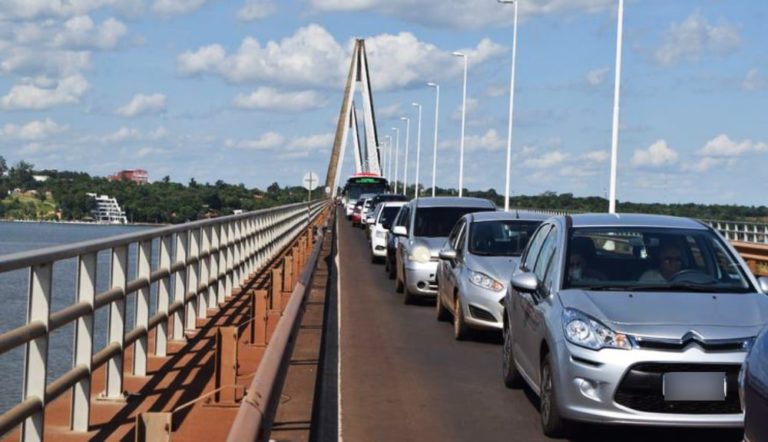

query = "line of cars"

[344,194,768,439]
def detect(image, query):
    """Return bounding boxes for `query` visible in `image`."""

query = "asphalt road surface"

[335,213,743,442]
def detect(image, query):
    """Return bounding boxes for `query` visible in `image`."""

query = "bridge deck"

[334,213,744,441]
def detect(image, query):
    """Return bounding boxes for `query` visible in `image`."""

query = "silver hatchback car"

[391,197,495,304]
[436,211,547,340]
[502,213,768,437]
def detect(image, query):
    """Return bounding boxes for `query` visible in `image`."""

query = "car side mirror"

[510,272,539,293]
[366,217,375,224]
[758,276,768,293]
[439,249,457,260]
[392,225,408,237]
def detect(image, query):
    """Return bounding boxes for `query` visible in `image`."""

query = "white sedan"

[367,201,407,263]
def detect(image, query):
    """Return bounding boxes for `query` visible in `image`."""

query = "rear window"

[468,220,541,256]
[379,206,402,229]
[413,206,494,238]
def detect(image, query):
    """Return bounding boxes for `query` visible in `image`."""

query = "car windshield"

[379,206,402,229]
[413,206,494,238]
[564,227,752,293]
[469,220,541,257]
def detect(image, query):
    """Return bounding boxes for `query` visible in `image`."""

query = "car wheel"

[453,297,469,340]
[402,273,414,304]
[502,319,523,388]
[540,354,569,438]
[395,268,404,293]
[385,258,394,279]
[435,291,450,322]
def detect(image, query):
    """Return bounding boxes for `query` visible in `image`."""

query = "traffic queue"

[342,193,768,441]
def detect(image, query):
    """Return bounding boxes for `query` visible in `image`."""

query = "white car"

[367,201,407,263]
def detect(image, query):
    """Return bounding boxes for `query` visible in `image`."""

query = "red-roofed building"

[109,169,148,184]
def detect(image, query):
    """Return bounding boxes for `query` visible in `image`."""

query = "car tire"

[395,268,404,293]
[435,292,450,322]
[385,258,394,279]
[502,319,523,388]
[453,297,469,340]
[540,353,569,438]
[402,273,414,305]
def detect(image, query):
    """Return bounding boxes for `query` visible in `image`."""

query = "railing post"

[186,228,200,332]
[225,222,235,298]
[134,240,151,376]
[104,245,128,399]
[21,263,52,442]
[284,254,294,293]
[156,235,171,356]
[198,226,210,318]
[249,289,268,347]
[214,326,238,404]
[71,252,96,431]
[172,231,188,341]
[209,224,220,309]
[217,222,228,304]
[234,220,243,289]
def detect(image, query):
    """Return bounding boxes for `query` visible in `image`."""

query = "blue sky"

[0,0,766,206]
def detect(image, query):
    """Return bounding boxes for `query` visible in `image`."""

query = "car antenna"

[515,207,520,219]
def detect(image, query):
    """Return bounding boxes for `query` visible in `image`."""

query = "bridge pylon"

[326,39,381,197]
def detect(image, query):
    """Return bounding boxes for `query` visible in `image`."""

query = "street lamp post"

[608,0,624,214]
[385,135,393,181]
[412,102,423,198]
[427,82,440,197]
[392,127,400,193]
[401,116,411,195]
[498,0,519,212]
[452,52,468,197]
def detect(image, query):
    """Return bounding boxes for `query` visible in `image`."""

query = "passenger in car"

[639,243,683,282]
[568,237,606,282]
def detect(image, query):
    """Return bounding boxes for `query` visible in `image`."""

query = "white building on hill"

[86,193,128,224]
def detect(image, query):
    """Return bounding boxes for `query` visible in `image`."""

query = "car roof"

[379,201,407,208]
[411,196,495,209]
[568,213,708,230]
[468,210,550,223]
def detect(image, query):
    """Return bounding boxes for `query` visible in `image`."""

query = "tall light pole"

[453,51,468,197]
[385,135,393,181]
[608,0,624,214]
[499,0,519,212]
[392,127,400,193]
[427,82,440,197]
[412,102,423,198]
[401,116,411,195]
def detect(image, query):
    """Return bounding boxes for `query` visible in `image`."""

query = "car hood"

[411,237,448,256]
[559,289,768,339]
[466,255,520,284]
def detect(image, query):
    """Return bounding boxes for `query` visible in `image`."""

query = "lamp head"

[411,102,419,107]
[452,51,465,57]
[427,82,437,87]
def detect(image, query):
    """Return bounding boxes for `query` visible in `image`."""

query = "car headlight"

[409,245,431,263]
[375,231,386,239]
[469,271,504,291]
[562,308,633,350]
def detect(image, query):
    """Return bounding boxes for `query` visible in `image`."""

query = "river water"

[0,221,155,415]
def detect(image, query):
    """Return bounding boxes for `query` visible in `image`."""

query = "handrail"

[0,199,329,441]
[227,211,330,442]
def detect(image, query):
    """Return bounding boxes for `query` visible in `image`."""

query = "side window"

[396,207,410,227]
[522,224,552,271]
[447,220,464,249]
[535,228,559,292]
[455,222,467,253]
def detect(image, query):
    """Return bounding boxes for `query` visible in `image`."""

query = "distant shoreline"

[0,219,166,227]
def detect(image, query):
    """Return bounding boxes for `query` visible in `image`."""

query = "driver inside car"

[639,243,683,282]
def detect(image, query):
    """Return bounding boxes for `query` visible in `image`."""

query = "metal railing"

[0,199,327,442]
[705,220,768,244]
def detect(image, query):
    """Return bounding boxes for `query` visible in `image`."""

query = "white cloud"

[0,0,142,20]
[52,16,128,50]
[116,93,167,117]
[654,11,740,66]
[308,0,616,29]
[225,132,285,150]
[232,87,324,112]
[582,150,609,163]
[1,75,89,110]
[177,24,503,91]
[523,151,568,168]
[377,103,402,119]
[698,134,768,157]
[1,47,91,77]
[683,156,724,173]
[465,129,505,152]
[152,0,208,15]
[586,67,609,86]
[632,139,679,168]
[288,133,334,150]
[3,118,68,140]
[742,68,768,91]
[237,0,275,21]
[452,97,479,120]
[102,127,142,143]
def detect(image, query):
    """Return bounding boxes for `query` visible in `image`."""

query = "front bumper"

[551,341,746,427]
[459,283,505,331]
[404,260,439,296]
[371,233,387,257]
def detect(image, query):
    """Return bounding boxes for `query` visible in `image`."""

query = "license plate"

[663,372,726,401]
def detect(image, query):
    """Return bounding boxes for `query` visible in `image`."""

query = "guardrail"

[732,241,768,276]
[705,220,768,244]
[0,199,327,442]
